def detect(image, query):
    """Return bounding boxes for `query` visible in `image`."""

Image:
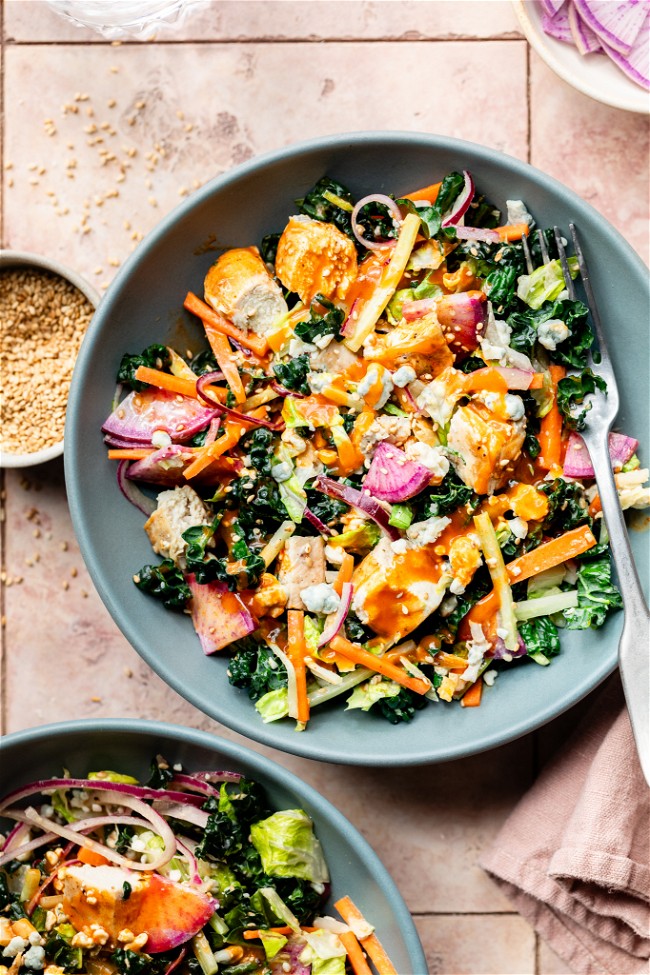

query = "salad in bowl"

[100,169,649,732]
[0,728,412,975]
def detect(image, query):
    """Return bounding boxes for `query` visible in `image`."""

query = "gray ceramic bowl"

[0,720,426,974]
[0,250,100,468]
[65,131,649,765]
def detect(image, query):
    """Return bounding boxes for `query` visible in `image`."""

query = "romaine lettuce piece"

[346,679,402,712]
[255,687,290,723]
[516,257,578,310]
[250,810,329,883]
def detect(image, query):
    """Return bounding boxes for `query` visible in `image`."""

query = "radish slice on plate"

[572,0,648,55]
[542,6,574,43]
[563,431,639,478]
[568,3,603,53]
[363,441,433,502]
[601,13,650,89]
[540,0,567,15]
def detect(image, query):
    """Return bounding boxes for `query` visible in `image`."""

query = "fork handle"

[586,432,650,784]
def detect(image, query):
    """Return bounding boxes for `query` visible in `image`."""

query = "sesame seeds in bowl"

[0,251,100,468]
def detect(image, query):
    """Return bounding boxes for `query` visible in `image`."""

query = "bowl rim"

[65,129,648,766]
[0,717,428,975]
[0,249,101,469]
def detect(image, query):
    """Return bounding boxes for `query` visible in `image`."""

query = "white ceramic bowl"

[513,0,650,115]
[0,250,100,468]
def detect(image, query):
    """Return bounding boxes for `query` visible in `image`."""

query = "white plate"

[513,0,649,114]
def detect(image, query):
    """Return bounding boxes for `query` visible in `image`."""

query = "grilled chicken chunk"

[275,216,358,304]
[144,485,211,565]
[277,535,326,610]
[204,246,288,336]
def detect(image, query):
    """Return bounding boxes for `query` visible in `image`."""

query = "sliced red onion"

[340,298,359,336]
[203,416,222,446]
[351,194,403,251]
[153,802,209,829]
[303,507,335,536]
[441,171,475,227]
[3,796,176,872]
[402,386,423,415]
[0,777,207,812]
[187,574,256,654]
[568,2,603,53]
[573,0,647,55]
[491,635,527,660]
[0,830,58,869]
[318,582,353,647]
[175,837,203,887]
[2,821,31,852]
[542,7,574,43]
[168,773,220,797]
[117,460,157,516]
[563,431,638,479]
[271,380,307,399]
[363,441,433,502]
[164,948,188,975]
[196,373,285,430]
[104,433,153,449]
[313,475,401,541]
[401,297,437,321]
[454,225,501,243]
[102,388,216,443]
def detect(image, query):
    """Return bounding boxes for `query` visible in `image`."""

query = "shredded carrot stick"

[402,181,441,203]
[495,223,530,241]
[334,897,397,975]
[206,329,247,404]
[107,449,155,460]
[463,524,597,630]
[329,637,430,696]
[242,926,294,940]
[433,651,468,671]
[183,408,268,479]
[184,291,268,357]
[339,931,374,975]
[333,553,355,596]
[134,366,198,398]
[133,365,227,403]
[538,364,566,471]
[77,847,109,866]
[460,678,483,708]
[287,610,310,724]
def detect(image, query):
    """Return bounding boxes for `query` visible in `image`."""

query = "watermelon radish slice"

[572,0,648,55]
[563,431,638,478]
[363,441,433,502]
[102,388,216,443]
[134,873,216,953]
[568,3,603,53]
[127,446,198,487]
[187,574,256,654]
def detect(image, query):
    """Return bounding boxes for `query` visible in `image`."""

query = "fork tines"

[553,227,577,300]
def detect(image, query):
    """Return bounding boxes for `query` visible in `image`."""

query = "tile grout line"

[410,911,521,917]
[3,34,525,47]
[526,40,532,165]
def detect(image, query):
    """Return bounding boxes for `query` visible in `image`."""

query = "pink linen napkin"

[481,676,650,975]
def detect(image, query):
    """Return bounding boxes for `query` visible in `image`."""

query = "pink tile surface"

[416,914,536,974]
[4,0,522,43]
[530,53,650,265]
[2,39,528,286]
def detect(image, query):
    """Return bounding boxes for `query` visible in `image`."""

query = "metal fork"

[523,228,650,784]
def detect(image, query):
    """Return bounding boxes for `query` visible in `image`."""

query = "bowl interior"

[65,131,650,765]
[0,720,426,975]
[0,251,100,468]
